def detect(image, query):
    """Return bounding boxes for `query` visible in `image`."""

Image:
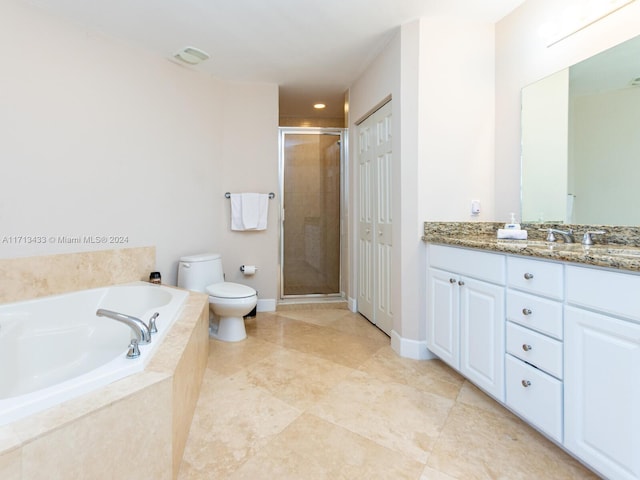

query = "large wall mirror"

[521,34,640,225]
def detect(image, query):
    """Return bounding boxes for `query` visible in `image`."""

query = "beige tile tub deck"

[0,289,209,480]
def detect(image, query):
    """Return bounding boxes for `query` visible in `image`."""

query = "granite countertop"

[423,222,640,273]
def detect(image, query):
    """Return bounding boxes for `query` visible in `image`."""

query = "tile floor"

[178,308,599,479]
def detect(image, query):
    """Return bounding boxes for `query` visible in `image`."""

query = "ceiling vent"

[174,46,210,65]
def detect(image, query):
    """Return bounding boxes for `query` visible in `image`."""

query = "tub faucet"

[545,228,575,243]
[96,309,152,344]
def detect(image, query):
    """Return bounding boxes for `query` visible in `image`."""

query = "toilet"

[177,253,257,342]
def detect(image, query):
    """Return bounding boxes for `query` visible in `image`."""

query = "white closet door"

[357,101,393,335]
[357,123,374,321]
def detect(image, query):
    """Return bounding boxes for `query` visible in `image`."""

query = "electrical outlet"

[471,200,481,215]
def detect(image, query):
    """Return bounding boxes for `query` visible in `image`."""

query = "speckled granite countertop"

[423,222,640,273]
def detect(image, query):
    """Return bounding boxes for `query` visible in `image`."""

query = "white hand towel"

[497,229,528,240]
[241,193,261,229]
[255,193,269,230]
[230,193,269,231]
[230,194,244,231]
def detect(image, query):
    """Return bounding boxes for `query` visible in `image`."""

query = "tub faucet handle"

[127,339,140,359]
[149,312,160,334]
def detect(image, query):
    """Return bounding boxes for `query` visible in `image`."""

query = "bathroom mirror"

[521,33,640,225]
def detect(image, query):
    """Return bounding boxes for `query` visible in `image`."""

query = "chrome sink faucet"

[545,228,575,243]
[581,230,606,245]
[96,309,152,344]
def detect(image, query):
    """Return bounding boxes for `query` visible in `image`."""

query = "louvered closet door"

[357,100,393,335]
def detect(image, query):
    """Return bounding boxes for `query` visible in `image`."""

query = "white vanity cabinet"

[426,241,640,479]
[504,257,564,442]
[564,266,640,480]
[427,244,506,401]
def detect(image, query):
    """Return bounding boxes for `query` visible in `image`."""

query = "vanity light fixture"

[313,103,326,109]
[542,0,636,47]
[630,76,640,86]
[174,46,210,65]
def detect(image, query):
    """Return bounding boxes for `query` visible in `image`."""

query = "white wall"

[418,17,496,224]
[0,0,279,301]
[348,25,405,346]
[495,0,640,221]
[215,81,279,303]
[348,18,495,358]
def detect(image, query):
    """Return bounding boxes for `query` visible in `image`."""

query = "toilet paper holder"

[240,265,257,274]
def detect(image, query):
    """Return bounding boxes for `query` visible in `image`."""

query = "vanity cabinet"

[426,243,640,479]
[504,257,564,442]
[427,245,505,401]
[564,266,640,480]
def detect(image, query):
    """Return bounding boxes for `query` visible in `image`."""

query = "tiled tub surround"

[423,222,640,272]
[0,246,156,304]
[0,247,209,479]
[0,290,209,480]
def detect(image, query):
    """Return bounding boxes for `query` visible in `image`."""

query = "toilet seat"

[206,282,256,299]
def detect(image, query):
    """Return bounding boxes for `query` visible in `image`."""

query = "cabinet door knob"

[458,281,465,286]
[521,379,532,388]
[522,308,532,316]
[449,278,457,284]
[524,273,534,280]
[522,344,532,352]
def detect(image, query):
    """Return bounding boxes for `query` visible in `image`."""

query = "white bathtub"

[0,282,188,426]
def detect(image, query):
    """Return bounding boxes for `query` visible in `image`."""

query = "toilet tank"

[177,253,225,293]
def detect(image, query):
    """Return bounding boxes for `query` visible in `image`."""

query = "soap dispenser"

[504,213,521,230]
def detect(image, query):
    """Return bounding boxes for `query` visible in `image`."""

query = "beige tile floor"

[178,309,600,479]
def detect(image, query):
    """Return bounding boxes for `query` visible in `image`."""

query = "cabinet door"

[565,306,640,480]
[427,268,459,369]
[460,277,505,401]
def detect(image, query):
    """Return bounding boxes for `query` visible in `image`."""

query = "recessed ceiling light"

[174,46,210,65]
[313,103,326,109]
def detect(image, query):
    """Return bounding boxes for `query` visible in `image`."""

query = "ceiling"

[22,0,525,119]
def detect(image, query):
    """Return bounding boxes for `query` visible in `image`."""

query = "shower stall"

[279,128,345,299]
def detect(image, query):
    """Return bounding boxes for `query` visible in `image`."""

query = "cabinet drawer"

[428,244,505,285]
[566,265,640,323]
[506,290,563,340]
[507,256,563,299]
[506,322,563,379]
[506,354,563,442]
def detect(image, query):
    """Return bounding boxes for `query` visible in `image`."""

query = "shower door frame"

[278,127,347,300]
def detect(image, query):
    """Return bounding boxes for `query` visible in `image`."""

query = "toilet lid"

[206,282,256,299]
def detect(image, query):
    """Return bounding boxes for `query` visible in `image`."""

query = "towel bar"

[225,192,275,199]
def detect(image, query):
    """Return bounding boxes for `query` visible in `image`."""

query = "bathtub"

[0,282,188,426]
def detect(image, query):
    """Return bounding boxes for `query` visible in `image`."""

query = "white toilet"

[177,253,257,342]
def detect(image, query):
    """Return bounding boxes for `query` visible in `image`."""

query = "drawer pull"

[522,308,532,316]
[458,281,465,286]
[524,272,534,280]
[522,344,532,352]
[449,278,456,284]
[521,379,532,388]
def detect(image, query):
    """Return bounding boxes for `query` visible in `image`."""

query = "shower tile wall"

[283,134,340,295]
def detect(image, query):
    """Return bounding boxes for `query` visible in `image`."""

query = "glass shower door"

[280,129,343,297]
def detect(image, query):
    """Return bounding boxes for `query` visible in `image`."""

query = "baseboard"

[347,296,357,313]
[390,330,437,360]
[257,298,276,312]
